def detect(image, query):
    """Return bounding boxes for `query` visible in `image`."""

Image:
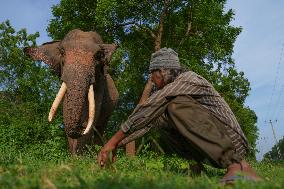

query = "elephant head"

[24,29,118,153]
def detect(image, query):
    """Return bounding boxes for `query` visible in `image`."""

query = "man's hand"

[97,130,125,168]
[98,144,117,168]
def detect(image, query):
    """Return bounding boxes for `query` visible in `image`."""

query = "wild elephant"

[24,29,119,154]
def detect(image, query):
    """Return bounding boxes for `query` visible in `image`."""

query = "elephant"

[24,29,119,154]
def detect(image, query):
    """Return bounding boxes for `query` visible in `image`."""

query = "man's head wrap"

[149,47,181,72]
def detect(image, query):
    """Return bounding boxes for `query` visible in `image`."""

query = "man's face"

[151,70,165,89]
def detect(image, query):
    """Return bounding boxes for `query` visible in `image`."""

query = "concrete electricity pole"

[269,120,281,159]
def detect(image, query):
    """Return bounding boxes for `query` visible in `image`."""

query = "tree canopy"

[0,20,59,110]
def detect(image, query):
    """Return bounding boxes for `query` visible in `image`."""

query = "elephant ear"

[24,41,62,76]
[97,44,118,65]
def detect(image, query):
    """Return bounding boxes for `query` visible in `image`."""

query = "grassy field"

[2,98,281,188]
[0,148,284,189]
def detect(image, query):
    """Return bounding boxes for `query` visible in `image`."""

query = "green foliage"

[48,0,99,40]
[0,20,59,110]
[0,21,67,162]
[48,0,258,156]
[0,98,68,162]
[264,136,284,161]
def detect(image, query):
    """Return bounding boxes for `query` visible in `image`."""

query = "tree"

[264,136,284,161]
[48,0,258,156]
[0,21,67,157]
[0,20,59,110]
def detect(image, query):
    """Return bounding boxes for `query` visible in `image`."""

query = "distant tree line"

[264,136,284,161]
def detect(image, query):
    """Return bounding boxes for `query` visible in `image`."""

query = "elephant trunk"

[48,82,96,137]
[63,81,88,138]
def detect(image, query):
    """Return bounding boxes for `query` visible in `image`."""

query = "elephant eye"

[58,47,65,56]
[95,51,105,62]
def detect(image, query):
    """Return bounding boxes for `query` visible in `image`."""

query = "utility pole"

[269,120,281,159]
[269,120,278,144]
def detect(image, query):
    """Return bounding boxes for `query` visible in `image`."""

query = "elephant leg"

[93,74,119,144]
[93,96,118,145]
[104,74,119,104]
[93,106,110,145]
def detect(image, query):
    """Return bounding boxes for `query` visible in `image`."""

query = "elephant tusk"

[83,85,95,135]
[48,82,67,122]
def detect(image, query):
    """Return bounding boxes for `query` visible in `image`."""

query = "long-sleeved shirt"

[120,71,248,155]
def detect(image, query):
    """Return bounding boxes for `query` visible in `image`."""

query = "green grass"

[1,99,282,188]
[0,149,284,189]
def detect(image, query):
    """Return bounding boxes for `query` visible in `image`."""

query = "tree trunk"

[125,79,153,156]
[126,0,169,156]
[154,0,169,51]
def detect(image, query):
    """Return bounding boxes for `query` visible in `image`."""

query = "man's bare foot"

[220,160,262,185]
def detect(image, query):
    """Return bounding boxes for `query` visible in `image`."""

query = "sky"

[225,0,284,160]
[1,0,284,160]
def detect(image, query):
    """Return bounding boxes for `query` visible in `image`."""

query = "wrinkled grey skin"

[24,29,119,154]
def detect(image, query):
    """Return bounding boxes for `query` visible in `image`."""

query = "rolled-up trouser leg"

[165,95,245,168]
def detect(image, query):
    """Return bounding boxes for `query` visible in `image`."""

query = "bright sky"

[226,0,284,160]
[1,0,283,160]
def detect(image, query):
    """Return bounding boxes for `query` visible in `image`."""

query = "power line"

[272,84,284,120]
[264,43,284,122]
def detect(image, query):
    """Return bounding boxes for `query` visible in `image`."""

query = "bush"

[0,98,68,164]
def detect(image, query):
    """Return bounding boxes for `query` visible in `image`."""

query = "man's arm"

[98,72,191,167]
[120,74,186,135]
[97,80,176,167]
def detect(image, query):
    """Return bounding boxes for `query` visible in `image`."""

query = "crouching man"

[98,48,261,184]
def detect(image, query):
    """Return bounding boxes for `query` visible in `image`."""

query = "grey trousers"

[154,95,245,168]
